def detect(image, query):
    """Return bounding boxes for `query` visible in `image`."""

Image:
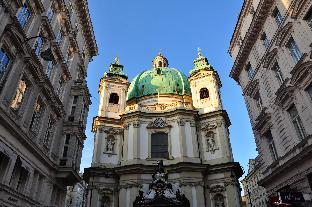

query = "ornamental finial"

[113,56,119,65]
[158,49,163,56]
[197,47,203,57]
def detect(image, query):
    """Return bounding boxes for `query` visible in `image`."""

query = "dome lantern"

[152,51,168,68]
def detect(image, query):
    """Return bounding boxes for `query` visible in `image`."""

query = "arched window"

[109,93,119,104]
[151,132,168,159]
[158,61,162,67]
[200,88,209,99]
[214,194,225,207]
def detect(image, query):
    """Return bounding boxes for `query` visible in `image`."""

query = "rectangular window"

[10,78,28,110]
[65,134,70,145]
[307,84,312,99]
[246,63,255,80]
[56,75,65,97]
[43,116,55,147]
[0,48,10,81]
[62,146,68,158]
[305,9,312,28]
[266,131,278,161]
[47,7,54,23]
[255,92,263,111]
[287,37,302,63]
[261,33,270,49]
[151,132,168,159]
[47,61,53,79]
[288,105,305,140]
[273,63,284,84]
[17,4,31,29]
[273,8,283,26]
[29,100,44,134]
[34,36,44,57]
[56,30,63,44]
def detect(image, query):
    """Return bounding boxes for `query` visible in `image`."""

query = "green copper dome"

[127,67,191,101]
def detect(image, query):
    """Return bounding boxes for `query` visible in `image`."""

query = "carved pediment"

[263,48,278,69]
[290,0,307,19]
[209,185,225,193]
[274,79,295,109]
[275,22,293,47]
[243,79,259,98]
[147,118,171,129]
[201,122,218,131]
[103,127,123,135]
[254,107,272,133]
[290,58,312,87]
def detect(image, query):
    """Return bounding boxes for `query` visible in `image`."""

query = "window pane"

[47,61,53,78]
[30,100,44,134]
[34,36,44,57]
[0,48,10,81]
[17,4,30,29]
[246,64,254,79]
[151,132,168,159]
[273,64,284,84]
[288,38,301,63]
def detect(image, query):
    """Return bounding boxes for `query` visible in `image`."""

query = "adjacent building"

[0,0,97,206]
[241,158,268,207]
[64,176,87,207]
[84,52,243,207]
[229,0,312,205]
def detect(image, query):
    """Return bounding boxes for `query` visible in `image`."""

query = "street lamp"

[24,36,55,62]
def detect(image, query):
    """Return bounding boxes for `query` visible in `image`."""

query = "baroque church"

[84,51,243,207]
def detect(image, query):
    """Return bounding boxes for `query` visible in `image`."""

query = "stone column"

[25,168,34,196]
[132,121,140,160]
[178,120,187,158]
[93,128,103,164]
[190,121,199,158]
[4,153,17,185]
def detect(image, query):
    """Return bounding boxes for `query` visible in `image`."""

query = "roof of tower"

[189,48,215,76]
[127,53,191,101]
[104,57,128,79]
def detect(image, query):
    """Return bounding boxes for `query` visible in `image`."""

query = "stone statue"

[214,194,225,207]
[206,132,217,154]
[101,195,110,207]
[106,137,115,153]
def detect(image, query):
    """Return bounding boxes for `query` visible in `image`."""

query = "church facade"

[84,52,243,207]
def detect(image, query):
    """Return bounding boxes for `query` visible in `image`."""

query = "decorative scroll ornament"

[133,161,190,207]
[147,118,171,128]
[201,123,217,131]
[209,184,226,193]
[104,128,123,135]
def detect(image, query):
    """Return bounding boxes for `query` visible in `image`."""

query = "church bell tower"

[92,57,128,166]
[189,49,223,114]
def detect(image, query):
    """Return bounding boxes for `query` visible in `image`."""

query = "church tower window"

[151,132,168,159]
[200,88,209,99]
[109,93,119,104]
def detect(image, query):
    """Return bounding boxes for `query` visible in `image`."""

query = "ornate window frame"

[146,118,172,160]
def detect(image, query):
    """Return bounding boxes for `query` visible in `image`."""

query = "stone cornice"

[230,0,274,82]
[259,135,312,188]
[229,0,252,53]
[197,110,231,127]
[75,0,98,57]
[290,57,312,88]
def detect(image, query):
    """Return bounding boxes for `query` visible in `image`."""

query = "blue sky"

[81,0,258,180]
